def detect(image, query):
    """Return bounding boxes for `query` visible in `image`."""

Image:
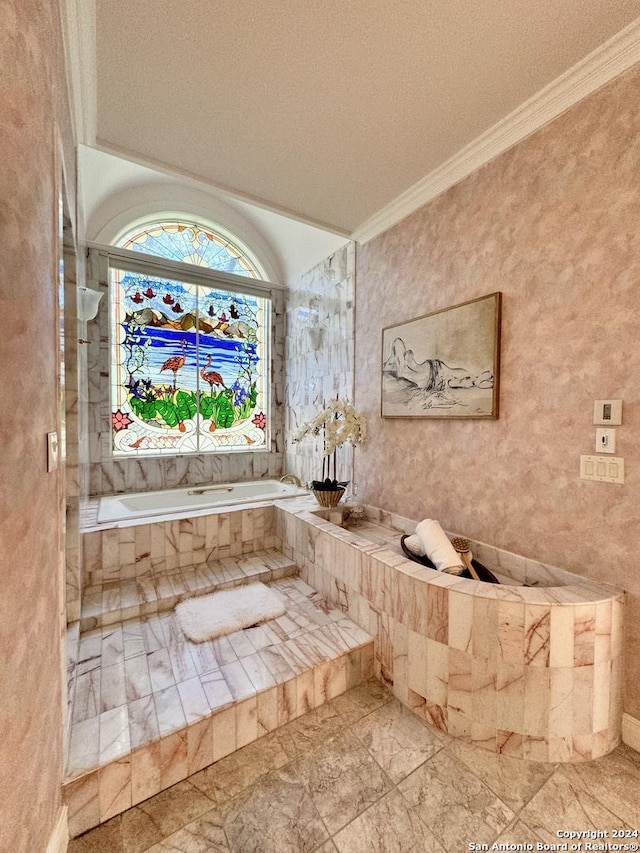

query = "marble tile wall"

[354,64,640,720]
[80,250,286,497]
[284,242,356,488]
[276,500,625,763]
[82,505,277,587]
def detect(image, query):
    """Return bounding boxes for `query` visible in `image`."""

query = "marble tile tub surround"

[354,64,640,722]
[82,250,286,497]
[64,575,374,837]
[82,502,278,588]
[276,499,625,763]
[80,548,298,632]
[68,681,640,853]
[284,242,356,488]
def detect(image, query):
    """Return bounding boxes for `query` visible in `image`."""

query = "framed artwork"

[381,292,501,419]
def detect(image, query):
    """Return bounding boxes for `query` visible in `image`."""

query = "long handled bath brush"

[451,537,481,581]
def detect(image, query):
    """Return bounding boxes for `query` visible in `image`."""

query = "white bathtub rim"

[92,481,309,529]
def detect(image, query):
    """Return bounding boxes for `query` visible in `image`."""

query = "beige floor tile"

[519,765,634,844]
[561,745,640,827]
[189,732,289,805]
[398,748,515,852]
[144,809,228,852]
[292,729,392,835]
[275,702,345,759]
[329,678,391,725]
[68,815,123,853]
[352,699,444,783]
[448,738,557,811]
[66,680,635,852]
[222,766,328,853]
[120,780,214,852]
[491,818,545,847]
[333,789,446,853]
[618,743,640,768]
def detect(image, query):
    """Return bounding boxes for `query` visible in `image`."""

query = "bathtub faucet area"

[280,473,304,487]
[187,485,234,496]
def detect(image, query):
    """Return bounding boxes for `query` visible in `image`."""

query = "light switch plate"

[580,454,624,483]
[47,431,58,472]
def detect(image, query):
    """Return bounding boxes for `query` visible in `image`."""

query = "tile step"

[64,576,374,837]
[80,549,298,632]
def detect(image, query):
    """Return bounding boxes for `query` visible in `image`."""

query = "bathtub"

[277,502,626,762]
[96,479,308,524]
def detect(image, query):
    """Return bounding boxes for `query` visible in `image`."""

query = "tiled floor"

[67,576,373,780]
[68,680,640,853]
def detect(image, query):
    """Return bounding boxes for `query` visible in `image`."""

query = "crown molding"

[353,17,640,245]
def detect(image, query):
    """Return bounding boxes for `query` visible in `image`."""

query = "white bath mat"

[175,582,286,643]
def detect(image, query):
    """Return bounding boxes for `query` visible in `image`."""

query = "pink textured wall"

[356,65,640,719]
[0,0,74,848]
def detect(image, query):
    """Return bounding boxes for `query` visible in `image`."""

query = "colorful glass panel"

[110,268,268,456]
[119,223,259,277]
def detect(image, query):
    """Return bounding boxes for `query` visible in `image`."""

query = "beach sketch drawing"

[381,292,501,418]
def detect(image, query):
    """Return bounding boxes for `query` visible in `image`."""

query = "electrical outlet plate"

[580,455,624,484]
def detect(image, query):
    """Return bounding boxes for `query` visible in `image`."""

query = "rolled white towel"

[403,534,425,556]
[415,519,464,575]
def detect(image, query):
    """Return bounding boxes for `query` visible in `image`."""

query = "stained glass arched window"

[117,221,261,277]
[109,221,269,457]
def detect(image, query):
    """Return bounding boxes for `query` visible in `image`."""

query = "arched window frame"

[114,217,268,280]
[98,219,280,458]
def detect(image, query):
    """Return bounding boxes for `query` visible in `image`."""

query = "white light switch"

[580,455,624,483]
[595,428,616,454]
[47,431,58,472]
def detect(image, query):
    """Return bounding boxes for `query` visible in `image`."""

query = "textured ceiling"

[95,0,640,233]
